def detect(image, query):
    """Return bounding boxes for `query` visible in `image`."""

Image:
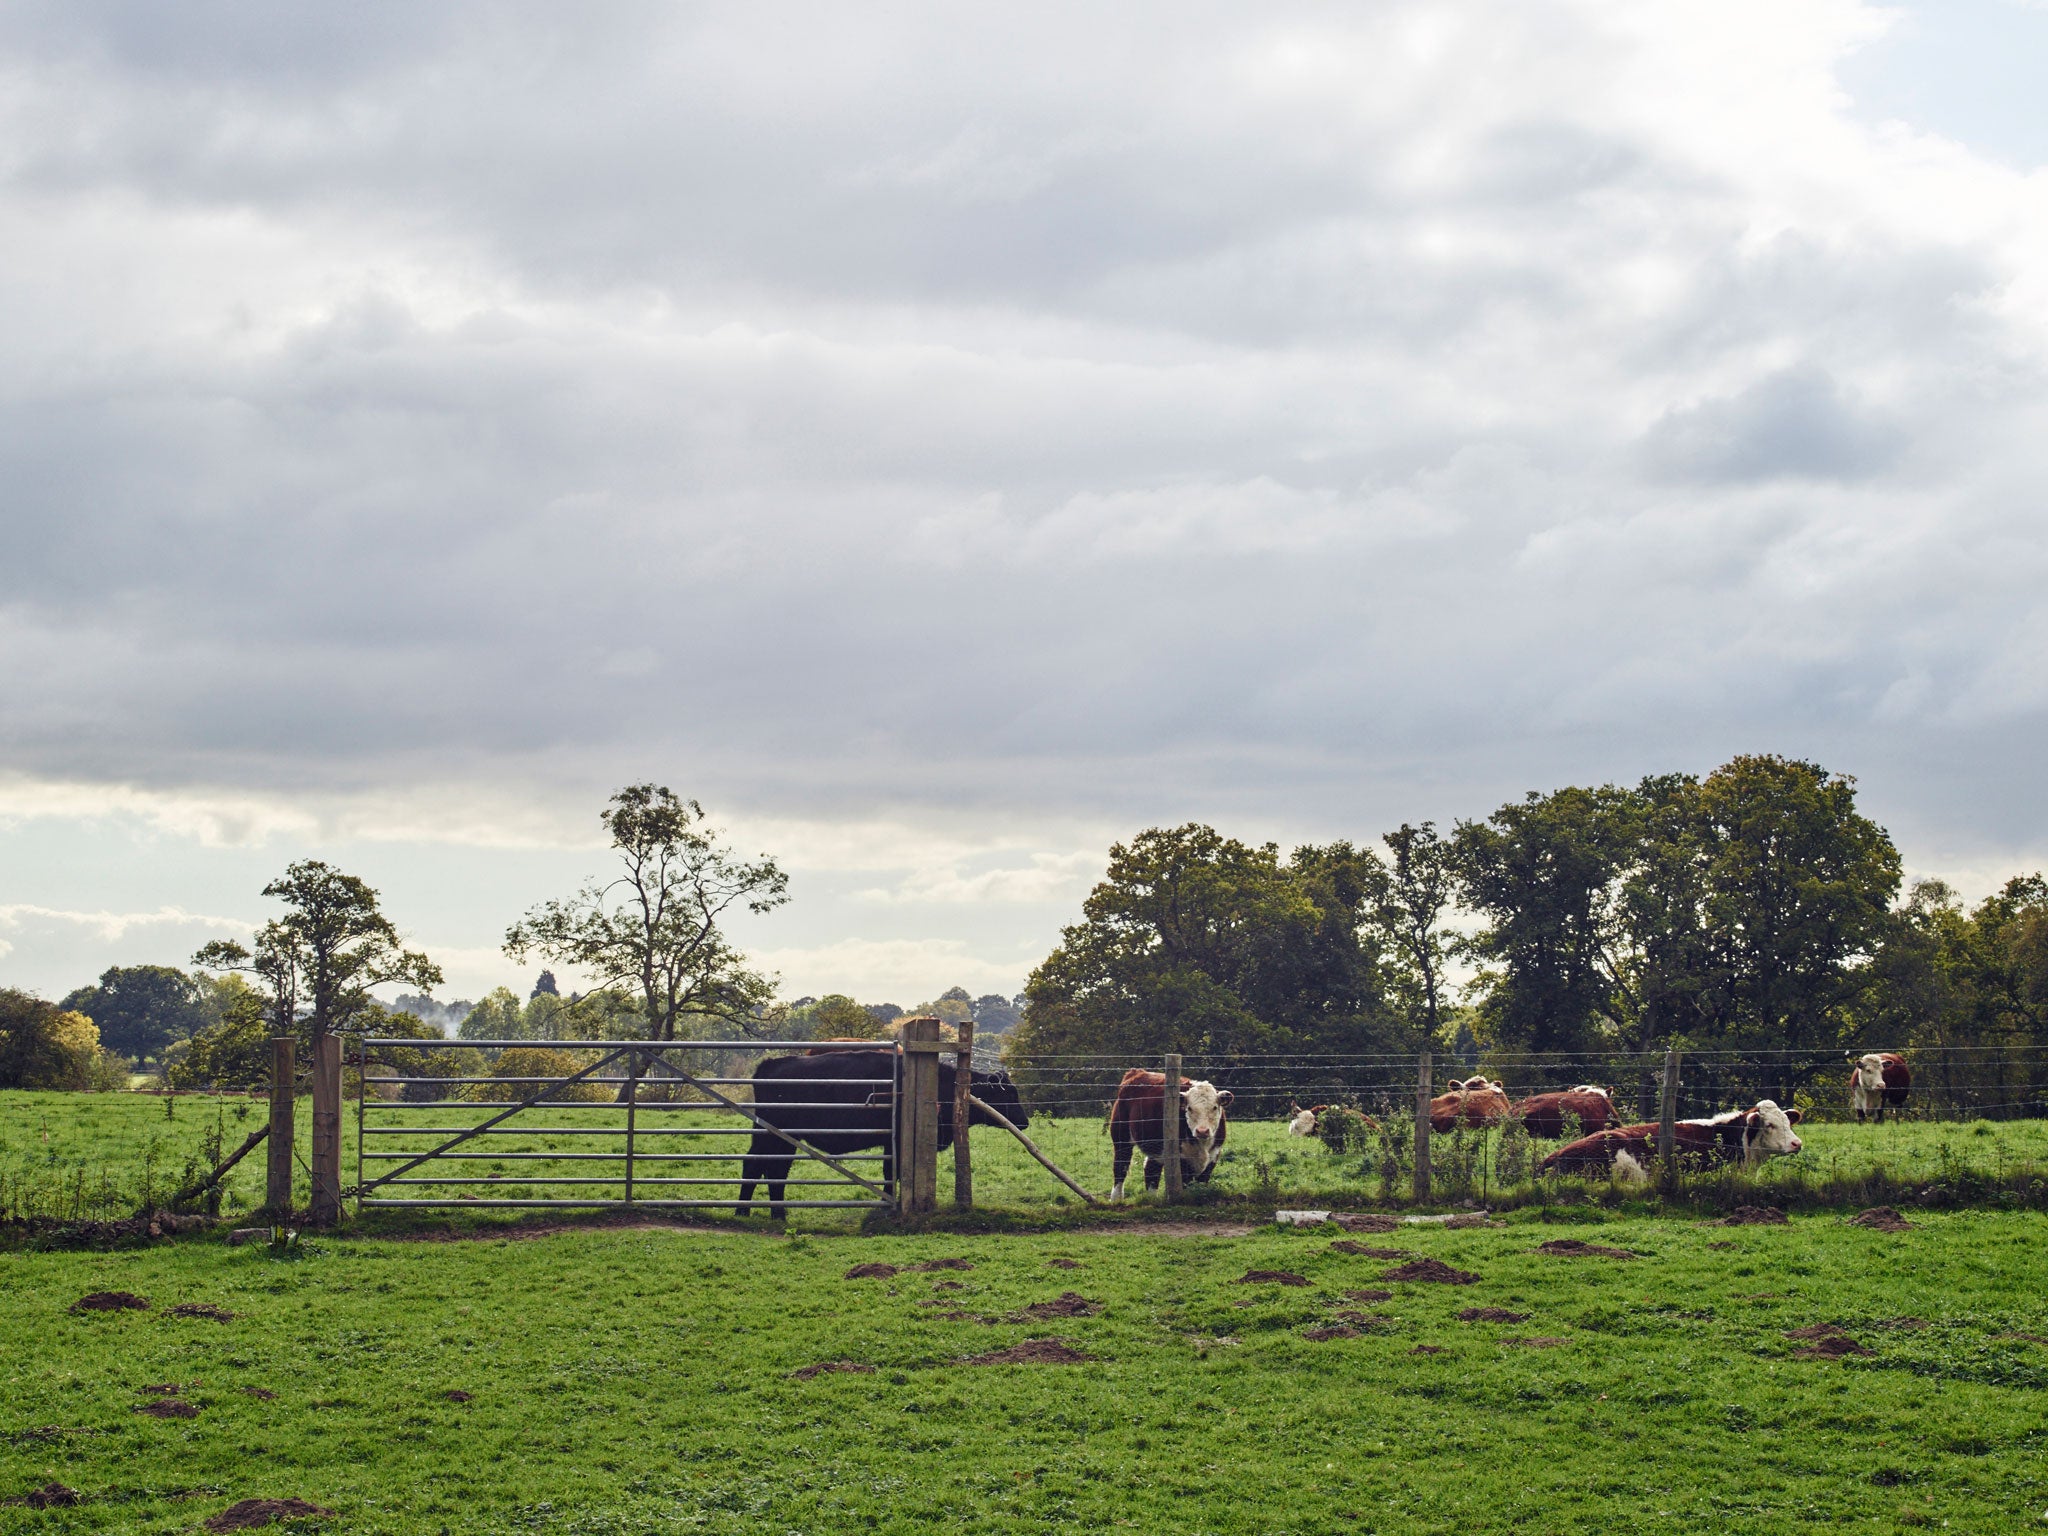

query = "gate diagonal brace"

[632,1043,893,1201]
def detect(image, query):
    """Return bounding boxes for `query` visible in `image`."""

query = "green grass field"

[6,1211,2048,1533]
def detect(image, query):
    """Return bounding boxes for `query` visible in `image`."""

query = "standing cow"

[1847,1052,1911,1123]
[1511,1086,1618,1139]
[1428,1076,1511,1133]
[1537,1101,1804,1177]
[1108,1068,1232,1200]
[735,1048,1028,1216]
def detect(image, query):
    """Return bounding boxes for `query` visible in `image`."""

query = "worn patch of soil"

[1784,1323,1848,1339]
[1329,1243,1410,1259]
[1850,1206,1917,1232]
[1331,1213,1403,1233]
[929,1280,965,1292]
[1409,1344,1445,1355]
[1706,1240,1737,1250]
[241,1388,278,1401]
[142,1383,184,1396]
[792,1360,876,1380]
[1458,1307,1531,1323]
[166,1304,235,1322]
[135,1399,200,1419]
[1344,1288,1393,1303]
[71,1291,149,1313]
[906,1258,975,1272]
[1047,1258,1083,1269]
[959,1339,1095,1366]
[1501,1336,1570,1349]
[1443,1214,1503,1229]
[1534,1239,1637,1259]
[203,1497,335,1531]
[844,1263,900,1279]
[1995,1333,2048,1346]
[1714,1207,1784,1229]
[1300,1325,1359,1341]
[1015,1292,1102,1320]
[1236,1270,1311,1287]
[443,1390,473,1403]
[19,1484,78,1509]
[1791,1334,1876,1359]
[1381,1259,1479,1285]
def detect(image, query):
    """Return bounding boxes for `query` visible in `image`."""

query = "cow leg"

[1110,1138,1134,1202]
[766,1152,795,1219]
[1143,1155,1162,1192]
[736,1131,780,1214]
[1193,1159,1217,1184]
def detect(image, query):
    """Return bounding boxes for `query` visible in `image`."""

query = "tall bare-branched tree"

[504,785,789,1042]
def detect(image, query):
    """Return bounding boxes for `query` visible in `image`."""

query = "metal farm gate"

[351,1037,901,1213]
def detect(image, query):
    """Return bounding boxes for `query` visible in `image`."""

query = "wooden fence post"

[1161,1053,1183,1203]
[953,1020,974,1211]
[1658,1047,1680,1191]
[898,1017,940,1215]
[267,1037,295,1218]
[1413,1052,1432,1204]
[309,1033,342,1227]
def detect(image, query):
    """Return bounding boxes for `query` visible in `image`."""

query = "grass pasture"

[6,1211,2048,1533]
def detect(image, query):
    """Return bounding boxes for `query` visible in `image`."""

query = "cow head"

[1745,1100,1802,1160]
[1570,1084,1613,1101]
[968,1066,1030,1131]
[1181,1079,1232,1143]
[1849,1053,1887,1094]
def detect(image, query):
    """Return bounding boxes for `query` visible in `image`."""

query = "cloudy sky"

[3,0,2046,1010]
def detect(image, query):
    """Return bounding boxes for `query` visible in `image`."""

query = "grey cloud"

[1642,367,1900,483]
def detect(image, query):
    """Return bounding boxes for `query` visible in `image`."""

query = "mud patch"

[1301,1325,1358,1341]
[142,1383,185,1396]
[959,1339,1095,1366]
[1330,1243,1409,1259]
[844,1263,900,1279]
[1236,1270,1311,1287]
[1994,1333,2048,1346]
[1784,1323,1849,1339]
[1534,1239,1636,1259]
[1791,1334,1875,1359]
[1014,1292,1102,1320]
[906,1258,975,1272]
[1344,1288,1393,1303]
[1047,1258,1082,1269]
[1381,1259,1479,1285]
[792,1360,876,1380]
[1850,1206,1916,1232]
[135,1399,200,1419]
[1458,1307,1531,1323]
[18,1484,78,1509]
[71,1291,149,1313]
[1501,1336,1569,1349]
[443,1390,473,1403]
[203,1497,335,1531]
[167,1304,236,1322]
[1719,1206,1788,1226]
[1409,1344,1445,1355]
[929,1280,965,1292]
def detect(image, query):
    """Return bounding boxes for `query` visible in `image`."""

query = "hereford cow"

[1511,1086,1618,1139]
[1847,1052,1911,1123]
[735,1048,1028,1216]
[1108,1068,1232,1200]
[1285,1103,1317,1136]
[1428,1076,1511,1133]
[1537,1101,1804,1177]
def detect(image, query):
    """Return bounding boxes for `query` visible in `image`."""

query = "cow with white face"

[1285,1103,1317,1136]
[1538,1100,1804,1176]
[1848,1053,1912,1123]
[1108,1068,1233,1200]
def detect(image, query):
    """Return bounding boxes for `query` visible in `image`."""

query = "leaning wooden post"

[898,1017,941,1215]
[1160,1052,1183,1203]
[267,1037,295,1217]
[1413,1051,1433,1204]
[952,1020,975,1211]
[309,1033,342,1227]
[1658,1046,1680,1191]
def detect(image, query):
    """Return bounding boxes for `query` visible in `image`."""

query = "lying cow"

[1109,1068,1232,1200]
[1285,1102,1317,1136]
[1511,1086,1618,1139]
[1428,1076,1511,1133]
[735,1048,1028,1216]
[1537,1101,1804,1178]
[1847,1052,1911,1123]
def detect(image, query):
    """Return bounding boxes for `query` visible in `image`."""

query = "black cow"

[735,1049,1029,1215]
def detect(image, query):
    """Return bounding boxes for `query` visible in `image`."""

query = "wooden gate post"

[898,1017,941,1215]
[952,1020,974,1211]
[1161,1053,1183,1203]
[266,1037,295,1217]
[1658,1047,1680,1191]
[309,1033,342,1227]
[1413,1052,1432,1204]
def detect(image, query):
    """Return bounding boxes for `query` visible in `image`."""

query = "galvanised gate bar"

[352,1037,902,1213]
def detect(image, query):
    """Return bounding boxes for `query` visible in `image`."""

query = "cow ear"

[1785,1107,1803,1125]
[1216,1090,1233,1107]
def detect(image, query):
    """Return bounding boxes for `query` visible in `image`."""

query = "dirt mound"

[135,1399,200,1419]
[241,1388,278,1401]
[1329,1243,1409,1258]
[960,1339,1094,1366]
[1719,1206,1788,1226]
[442,1390,473,1403]
[1047,1258,1083,1269]
[1015,1292,1102,1320]
[1458,1307,1530,1323]
[1850,1207,1916,1232]
[71,1291,149,1312]
[1784,1323,1849,1339]
[906,1258,974,1272]
[1791,1334,1875,1359]
[167,1304,235,1322]
[929,1280,964,1292]
[1534,1239,1636,1259]
[203,1497,334,1532]
[1236,1270,1310,1287]
[1409,1344,1445,1355]
[19,1484,78,1509]
[844,1263,899,1279]
[1332,1213,1402,1233]
[792,1360,876,1380]
[1300,1325,1358,1341]
[1501,1336,1569,1349]
[1381,1259,1479,1285]
[1344,1288,1393,1303]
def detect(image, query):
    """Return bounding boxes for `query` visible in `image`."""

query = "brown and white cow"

[1428,1076,1512,1133]
[1285,1102,1317,1136]
[1510,1086,1618,1139]
[1537,1101,1804,1177]
[1847,1053,1911,1123]
[1108,1068,1232,1200]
